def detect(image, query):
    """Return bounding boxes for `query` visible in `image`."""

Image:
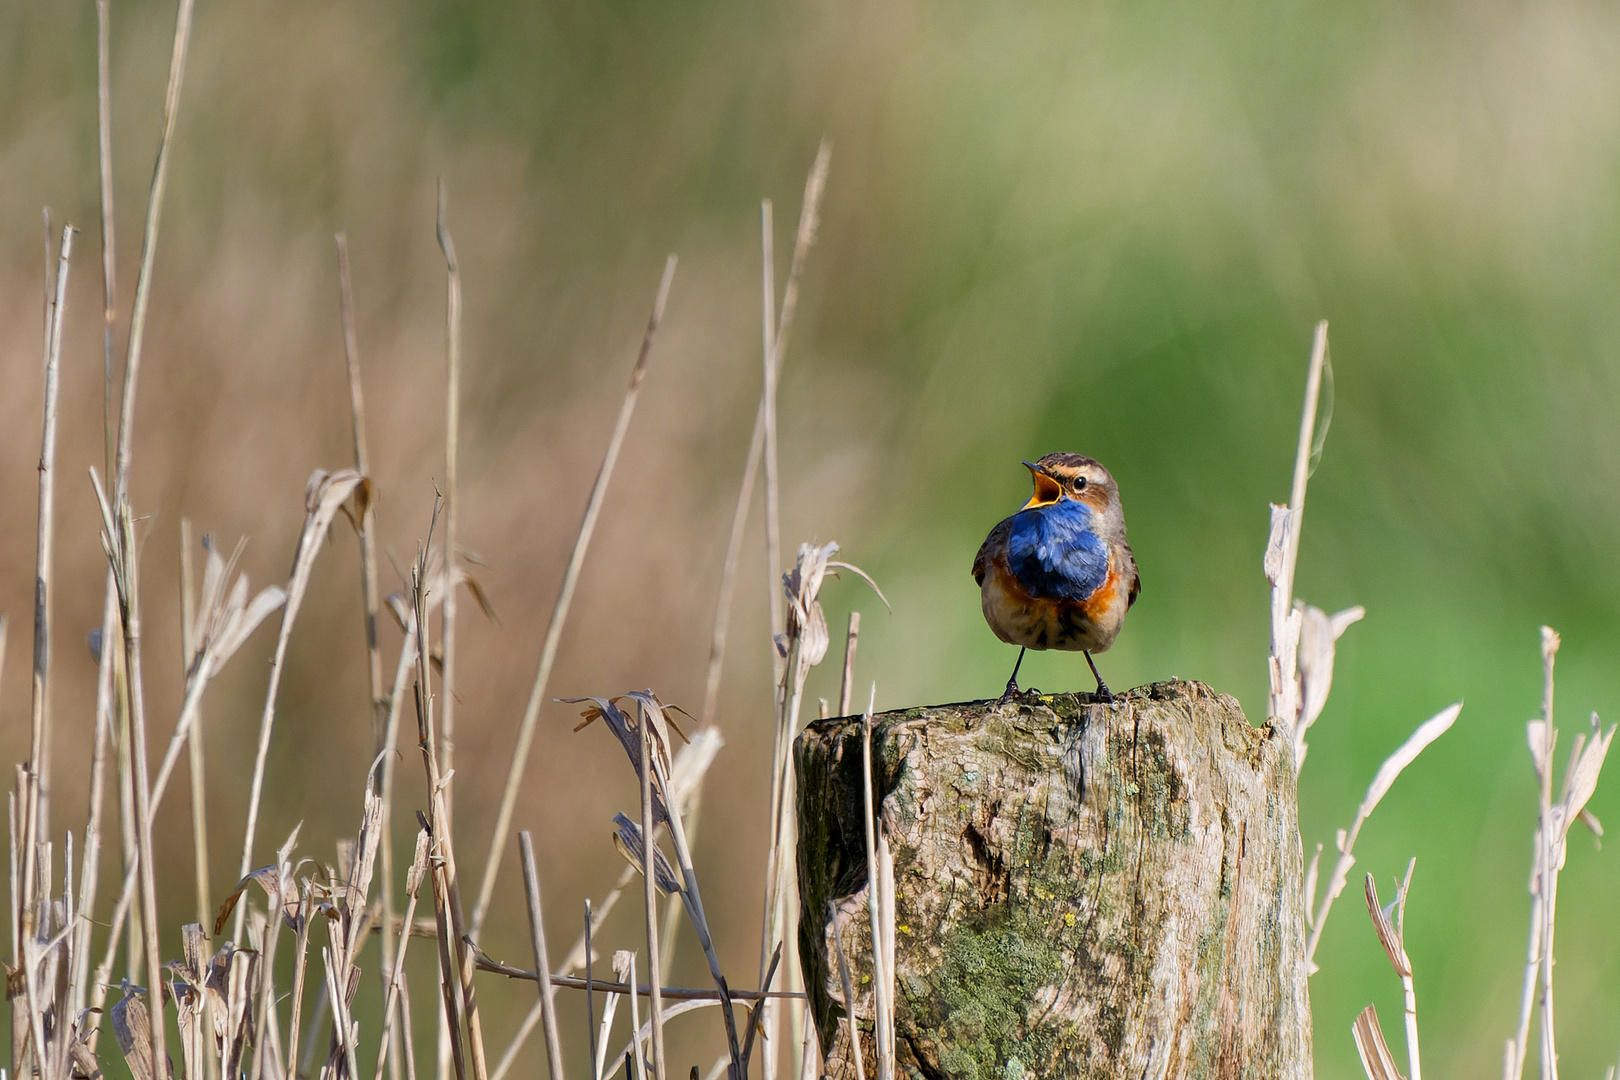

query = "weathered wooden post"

[797,680,1312,1079]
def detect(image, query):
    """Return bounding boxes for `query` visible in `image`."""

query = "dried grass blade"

[437,183,464,810]
[699,142,832,728]
[471,256,679,938]
[517,833,565,1079]
[1352,1005,1407,1080]
[112,0,196,508]
[234,468,364,941]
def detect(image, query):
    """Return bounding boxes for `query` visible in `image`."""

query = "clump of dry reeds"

[7,3,879,1074]
[1269,327,1616,1080]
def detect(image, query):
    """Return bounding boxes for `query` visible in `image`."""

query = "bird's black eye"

[1074,477,1088,491]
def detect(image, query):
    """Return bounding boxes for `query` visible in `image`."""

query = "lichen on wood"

[796,680,1312,1080]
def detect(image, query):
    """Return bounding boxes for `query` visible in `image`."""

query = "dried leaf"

[1295,603,1365,759]
[1362,703,1461,817]
[1527,720,1552,781]
[405,829,431,899]
[564,696,672,826]
[667,728,723,811]
[1351,1004,1407,1080]
[1263,504,1291,585]
[1364,874,1410,977]
[1560,717,1615,839]
[111,990,172,1080]
[610,813,682,895]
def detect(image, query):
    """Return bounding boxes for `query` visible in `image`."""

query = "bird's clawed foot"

[998,647,1029,703]
[1084,652,1115,704]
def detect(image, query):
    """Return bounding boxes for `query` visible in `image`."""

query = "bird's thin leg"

[1084,652,1113,702]
[1000,648,1027,701]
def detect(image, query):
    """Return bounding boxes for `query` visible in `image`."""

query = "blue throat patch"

[1006,500,1109,602]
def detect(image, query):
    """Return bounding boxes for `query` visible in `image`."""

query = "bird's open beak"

[1021,460,1063,509]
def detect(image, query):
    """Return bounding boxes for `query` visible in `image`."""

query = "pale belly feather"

[981,558,1128,653]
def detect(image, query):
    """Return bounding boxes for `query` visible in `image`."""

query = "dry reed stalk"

[860,689,895,1080]
[90,479,169,1079]
[759,543,881,1075]
[436,185,463,816]
[587,902,597,1073]
[738,945,782,1079]
[473,952,802,1004]
[178,523,219,1080]
[111,0,194,507]
[336,236,400,1080]
[697,141,832,729]
[1504,628,1614,1080]
[234,468,365,942]
[1362,863,1421,1080]
[621,952,646,1080]
[374,831,431,1080]
[469,255,678,938]
[92,7,196,1048]
[1304,703,1459,970]
[408,534,490,1080]
[323,946,362,1080]
[828,898,867,1080]
[324,774,384,1079]
[517,833,566,1079]
[286,887,315,1080]
[336,234,389,763]
[1265,320,1328,731]
[93,535,285,989]
[96,0,115,480]
[115,668,140,987]
[495,732,721,1080]
[760,200,782,686]
[80,15,123,964]
[569,695,743,1073]
[179,521,210,930]
[1352,1005,1406,1080]
[838,612,860,717]
[73,584,116,1021]
[249,892,288,1080]
[638,716,668,1080]
[27,223,73,860]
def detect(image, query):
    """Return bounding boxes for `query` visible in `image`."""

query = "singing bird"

[972,452,1140,700]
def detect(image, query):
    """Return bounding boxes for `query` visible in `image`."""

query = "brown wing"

[972,518,1013,587]
[1123,541,1141,608]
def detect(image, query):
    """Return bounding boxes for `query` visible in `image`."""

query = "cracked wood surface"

[796,680,1312,1080]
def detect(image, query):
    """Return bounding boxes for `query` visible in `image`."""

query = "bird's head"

[1021,452,1117,511]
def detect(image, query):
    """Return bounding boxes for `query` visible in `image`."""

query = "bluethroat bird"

[972,452,1140,701]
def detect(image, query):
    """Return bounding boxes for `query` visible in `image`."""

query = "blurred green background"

[4,0,1620,1075]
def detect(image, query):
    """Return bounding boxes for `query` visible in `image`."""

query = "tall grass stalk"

[469,255,678,938]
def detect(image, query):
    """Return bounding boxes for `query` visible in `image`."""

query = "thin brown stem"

[337,230,401,1080]
[470,255,678,937]
[97,0,116,483]
[26,223,72,892]
[699,142,831,729]
[838,611,860,717]
[639,718,666,1080]
[112,0,195,508]
[178,521,213,936]
[116,504,168,1079]
[436,184,462,814]
[518,833,566,1079]
[760,199,782,693]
